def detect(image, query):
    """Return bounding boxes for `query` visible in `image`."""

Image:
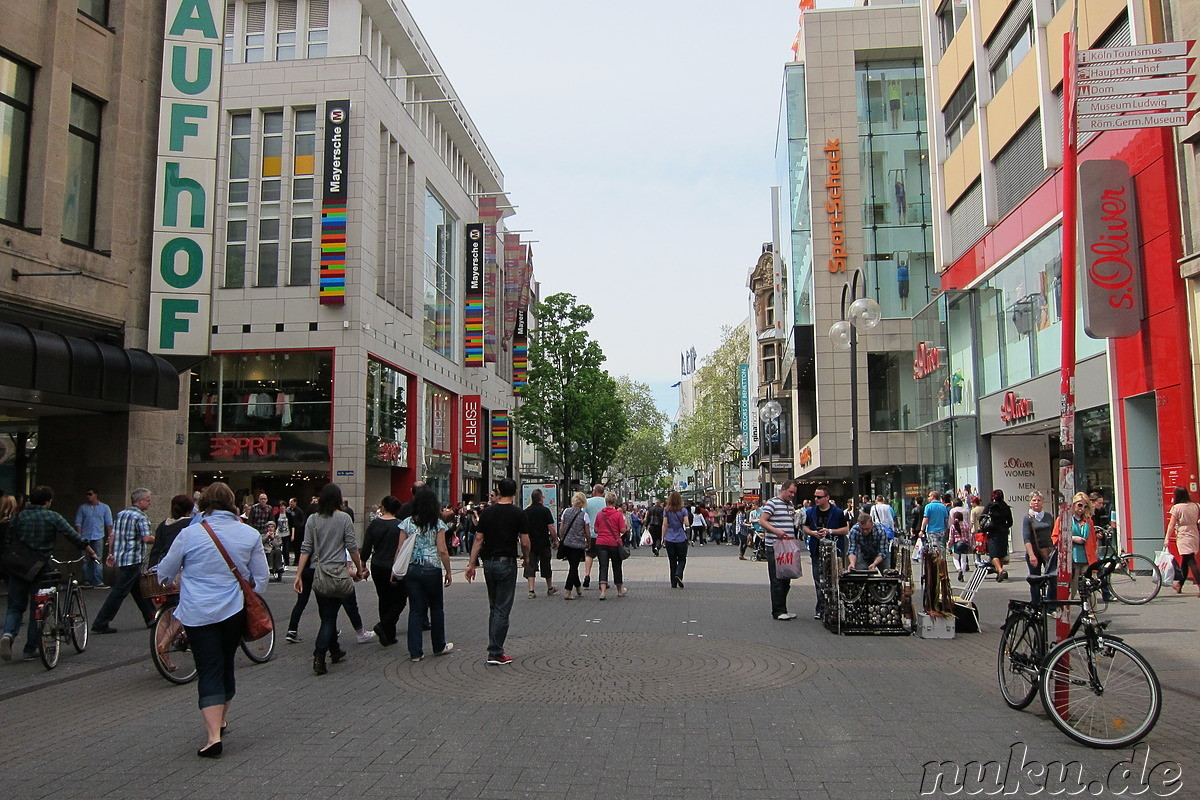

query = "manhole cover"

[384,633,816,704]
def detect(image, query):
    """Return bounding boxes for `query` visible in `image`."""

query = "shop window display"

[367,359,408,466]
[189,351,332,433]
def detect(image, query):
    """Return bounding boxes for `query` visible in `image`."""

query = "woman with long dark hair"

[360,495,406,645]
[294,484,365,675]
[1165,486,1200,596]
[984,489,1013,582]
[397,488,453,661]
[663,492,691,588]
[154,482,268,758]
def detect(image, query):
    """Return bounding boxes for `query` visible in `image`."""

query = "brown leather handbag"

[202,521,274,641]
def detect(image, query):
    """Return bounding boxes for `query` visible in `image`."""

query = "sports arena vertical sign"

[319,100,349,305]
[149,0,226,356]
[464,223,484,366]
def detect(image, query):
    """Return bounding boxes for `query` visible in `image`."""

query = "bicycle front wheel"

[240,595,275,663]
[1040,636,1161,749]
[151,604,197,684]
[997,611,1042,710]
[1107,554,1161,605]
[68,588,88,653]
[39,600,60,670]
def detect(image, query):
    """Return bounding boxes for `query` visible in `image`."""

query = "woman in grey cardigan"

[295,484,366,675]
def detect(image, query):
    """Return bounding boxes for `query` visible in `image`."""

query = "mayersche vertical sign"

[320,99,350,305]
[149,0,226,356]
[464,223,484,366]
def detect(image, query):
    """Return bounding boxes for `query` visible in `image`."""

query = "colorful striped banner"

[490,411,509,460]
[319,199,346,304]
[512,311,528,390]
[464,223,484,366]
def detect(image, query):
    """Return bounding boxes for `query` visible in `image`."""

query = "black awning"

[0,322,179,411]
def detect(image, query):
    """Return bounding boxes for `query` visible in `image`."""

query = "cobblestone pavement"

[1,545,1196,799]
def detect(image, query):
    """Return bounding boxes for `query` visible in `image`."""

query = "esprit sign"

[999,392,1034,424]
[913,342,942,379]
[461,394,481,455]
[210,435,281,459]
[1079,160,1143,338]
[824,139,847,272]
[149,0,226,357]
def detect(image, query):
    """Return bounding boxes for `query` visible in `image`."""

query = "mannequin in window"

[893,170,908,224]
[896,254,910,312]
[888,78,902,129]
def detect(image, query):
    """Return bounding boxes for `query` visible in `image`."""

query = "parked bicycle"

[32,556,91,670]
[997,568,1161,748]
[1092,525,1161,606]
[150,593,276,684]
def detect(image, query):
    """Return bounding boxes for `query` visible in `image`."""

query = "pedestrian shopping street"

[1,546,1196,800]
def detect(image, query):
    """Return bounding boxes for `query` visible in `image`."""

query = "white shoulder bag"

[391,521,419,580]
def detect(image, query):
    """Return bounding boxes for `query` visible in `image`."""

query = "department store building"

[195,0,528,514]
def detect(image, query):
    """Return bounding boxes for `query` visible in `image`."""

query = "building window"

[78,0,108,25]
[224,2,235,63]
[224,113,251,288]
[307,0,329,58]
[990,18,1034,92]
[0,54,33,227]
[276,0,297,60]
[289,109,315,285]
[761,341,778,385]
[63,90,102,248]
[867,352,918,431]
[423,189,456,360]
[943,68,976,151]
[936,0,968,52]
[245,1,266,62]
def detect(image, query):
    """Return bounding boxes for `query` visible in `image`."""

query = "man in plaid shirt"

[848,513,890,571]
[2,485,97,661]
[91,488,156,634]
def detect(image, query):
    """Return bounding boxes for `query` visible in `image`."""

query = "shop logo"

[799,446,813,468]
[461,395,481,454]
[209,435,281,459]
[377,441,406,465]
[824,139,847,273]
[1079,159,1143,338]
[329,107,346,124]
[913,342,942,379]
[999,392,1035,424]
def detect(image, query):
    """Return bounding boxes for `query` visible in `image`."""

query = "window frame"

[0,50,35,229]
[62,88,104,249]
[989,17,1034,93]
[77,0,109,27]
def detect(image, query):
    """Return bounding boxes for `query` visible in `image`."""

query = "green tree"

[610,376,670,496]
[511,293,625,506]
[669,324,748,482]
[575,371,629,487]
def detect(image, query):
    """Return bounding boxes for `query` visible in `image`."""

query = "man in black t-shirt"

[466,478,530,665]
[523,489,558,599]
[645,499,665,556]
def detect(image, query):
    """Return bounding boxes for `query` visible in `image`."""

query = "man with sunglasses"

[801,486,849,619]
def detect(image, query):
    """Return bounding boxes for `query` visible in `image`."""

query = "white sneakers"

[356,629,377,644]
[774,612,798,621]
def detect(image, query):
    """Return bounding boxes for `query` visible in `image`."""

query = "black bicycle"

[1092,526,1161,606]
[150,594,276,684]
[997,569,1160,748]
[32,556,91,670]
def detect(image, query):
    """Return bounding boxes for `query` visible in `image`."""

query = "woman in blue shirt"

[397,488,454,662]
[156,482,268,759]
[663,492,691,588]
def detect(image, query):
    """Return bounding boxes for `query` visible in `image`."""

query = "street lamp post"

[828,268,881,504]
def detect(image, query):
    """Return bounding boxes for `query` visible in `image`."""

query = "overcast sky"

[405,1,845,417]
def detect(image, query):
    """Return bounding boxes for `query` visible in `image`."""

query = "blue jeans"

[82,540,104,585]
[92,564,155,630]
[482,557,517,659]
[186,610,245,709]
[3,569,45,655]
[314,593,342,656]
[405,563,446,659]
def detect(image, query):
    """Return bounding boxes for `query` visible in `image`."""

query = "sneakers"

[435,642,454,656]
[0,634,12,661]
[95,583,110,589]
[355,629,377,644]
[617,588,627,598]
[546,586,558,596]
[774,612,798,621]
[486,653,514,665]
[285,631,301,644]
[528,590,537,599]
[410,655,424,663]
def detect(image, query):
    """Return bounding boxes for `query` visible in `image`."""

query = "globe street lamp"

[828,268,881,503]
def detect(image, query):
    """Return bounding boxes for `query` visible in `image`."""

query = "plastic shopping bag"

[773,536,803,579]
[1154,549,1178,583]
[640,532,652,546]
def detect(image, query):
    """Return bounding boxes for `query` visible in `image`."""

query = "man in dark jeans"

[466,478,530,665]
[645,499,664,556]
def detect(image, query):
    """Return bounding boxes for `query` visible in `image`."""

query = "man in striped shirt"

[91,488,156,634]
[759,480,799,621]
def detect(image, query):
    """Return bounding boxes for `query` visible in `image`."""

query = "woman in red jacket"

[593,491,628,601]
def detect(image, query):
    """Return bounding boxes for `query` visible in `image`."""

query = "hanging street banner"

[479,196,500,363]
[464,223,484,367]
[319,99,350,305]
[738,363,751,450]
[149,0,226,356]
[461,394,482,455]
[1079,159,1143,339]
[490,411,510,462]
[1075,40,1197,131]
[512,310,528,390]
[502,234,521,346]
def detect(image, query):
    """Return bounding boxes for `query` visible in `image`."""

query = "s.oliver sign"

[461,394,482,455]
[1079,159,1143,338]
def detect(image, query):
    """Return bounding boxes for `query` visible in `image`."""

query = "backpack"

[978,511,994,533]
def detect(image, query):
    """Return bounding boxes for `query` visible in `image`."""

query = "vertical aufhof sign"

[1079,159,1144,338]
[149,0,226,356]
[464,223,484,367]
[320,100,350,305]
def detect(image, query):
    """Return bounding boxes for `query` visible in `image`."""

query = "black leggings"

[562,546,585,591]
[1176,553,1200,586]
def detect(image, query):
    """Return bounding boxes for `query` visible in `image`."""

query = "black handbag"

[2,537,47,582]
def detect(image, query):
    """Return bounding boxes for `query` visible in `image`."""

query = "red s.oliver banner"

[1079,159,1143,339]
[461,394,482,455]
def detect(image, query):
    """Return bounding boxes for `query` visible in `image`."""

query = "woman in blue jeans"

[397,488,454,662]
[663,491,691,588]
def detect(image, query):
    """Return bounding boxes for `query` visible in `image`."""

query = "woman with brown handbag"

[154,482,268,759]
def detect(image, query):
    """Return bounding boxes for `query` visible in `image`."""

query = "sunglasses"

[814,494,827,499]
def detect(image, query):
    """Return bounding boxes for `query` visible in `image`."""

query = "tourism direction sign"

[1075,40,1197,131]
